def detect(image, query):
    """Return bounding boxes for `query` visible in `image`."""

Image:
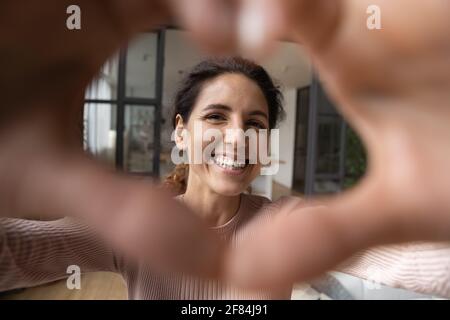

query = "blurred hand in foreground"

[178,0,450,288]
[0,0,225,277]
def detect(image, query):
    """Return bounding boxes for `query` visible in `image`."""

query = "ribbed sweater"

[1,194,449,299]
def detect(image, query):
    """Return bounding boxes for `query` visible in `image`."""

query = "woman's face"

[177,73,270,196]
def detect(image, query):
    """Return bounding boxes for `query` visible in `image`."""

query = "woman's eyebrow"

[202,104,232,112]
[203,104,268,120]
[248,110,268,120]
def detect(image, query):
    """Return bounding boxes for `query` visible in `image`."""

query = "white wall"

[162,30,312,108]
[273,88,297,189]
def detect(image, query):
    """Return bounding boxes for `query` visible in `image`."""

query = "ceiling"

[162,30,312,106]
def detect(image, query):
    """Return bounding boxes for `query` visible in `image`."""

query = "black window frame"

[84,29,166,177]
[294,76,348,196]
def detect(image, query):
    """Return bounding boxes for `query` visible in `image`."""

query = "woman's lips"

[213,162,248,176]
[210,155,249,176]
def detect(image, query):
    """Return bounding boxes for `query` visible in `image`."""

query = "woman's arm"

[336,242,450,298]
[0,217,119,292]
[238,196,450,298]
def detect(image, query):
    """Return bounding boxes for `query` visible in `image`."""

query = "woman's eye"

[247,121,267,130]
[204,114,226,122]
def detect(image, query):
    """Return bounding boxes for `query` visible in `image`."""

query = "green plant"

[344,126,367,189]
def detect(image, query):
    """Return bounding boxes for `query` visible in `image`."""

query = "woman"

[0,57,448,299]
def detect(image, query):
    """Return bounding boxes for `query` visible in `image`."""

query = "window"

[83,31,165,176]
[293,78,366,195]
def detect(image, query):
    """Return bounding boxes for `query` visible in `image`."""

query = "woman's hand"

[213,0,450,289]
[0,0,224,278]
[2,0,450,287]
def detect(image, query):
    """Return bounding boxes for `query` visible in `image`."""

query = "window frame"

[84,30,166,177]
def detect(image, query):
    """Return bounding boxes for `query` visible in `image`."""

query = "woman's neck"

[183,175,241,228]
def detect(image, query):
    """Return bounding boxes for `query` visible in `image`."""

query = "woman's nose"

[222,122,247,159]
[223,122,246,146]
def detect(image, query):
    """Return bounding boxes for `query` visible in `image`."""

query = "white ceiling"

[162,29,312,106]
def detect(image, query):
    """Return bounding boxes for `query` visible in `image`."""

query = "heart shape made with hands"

[0,0,449,288]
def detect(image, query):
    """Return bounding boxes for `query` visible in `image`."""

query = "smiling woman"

[1,57,449,300]
[164,57,284,197]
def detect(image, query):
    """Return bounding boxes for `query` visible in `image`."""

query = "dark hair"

[164,57,285,194]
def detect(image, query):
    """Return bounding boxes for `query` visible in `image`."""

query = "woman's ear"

[174,114,186,150]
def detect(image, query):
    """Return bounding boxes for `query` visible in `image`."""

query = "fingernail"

[237,2,269,57]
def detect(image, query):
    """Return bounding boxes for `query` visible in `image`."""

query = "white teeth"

[213,155,246,170]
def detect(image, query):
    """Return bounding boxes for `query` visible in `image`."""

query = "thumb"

[169,0,237,54]
[222,176,406,289]
[9,149,224,277]
[236,0,342,57]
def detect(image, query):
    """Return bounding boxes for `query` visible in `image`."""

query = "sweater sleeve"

[337,242,450,298]
[271,196,450,298]
[0,217,119,292]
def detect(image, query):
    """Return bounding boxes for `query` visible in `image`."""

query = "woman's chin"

[211,182,247,197]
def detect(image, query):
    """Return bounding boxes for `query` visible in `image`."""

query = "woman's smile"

[210,154,250,177]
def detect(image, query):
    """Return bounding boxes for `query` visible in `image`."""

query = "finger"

[0,0,172,122]
[169,0,237,54]
[113,0,171,33]
[236,0,284,58]
[223,176,404,289]
[236,0,342,57]
[6,146,224,277]
[284,0,343,52]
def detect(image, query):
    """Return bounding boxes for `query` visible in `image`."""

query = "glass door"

[84,31,165,177]
[293,76,367,196]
